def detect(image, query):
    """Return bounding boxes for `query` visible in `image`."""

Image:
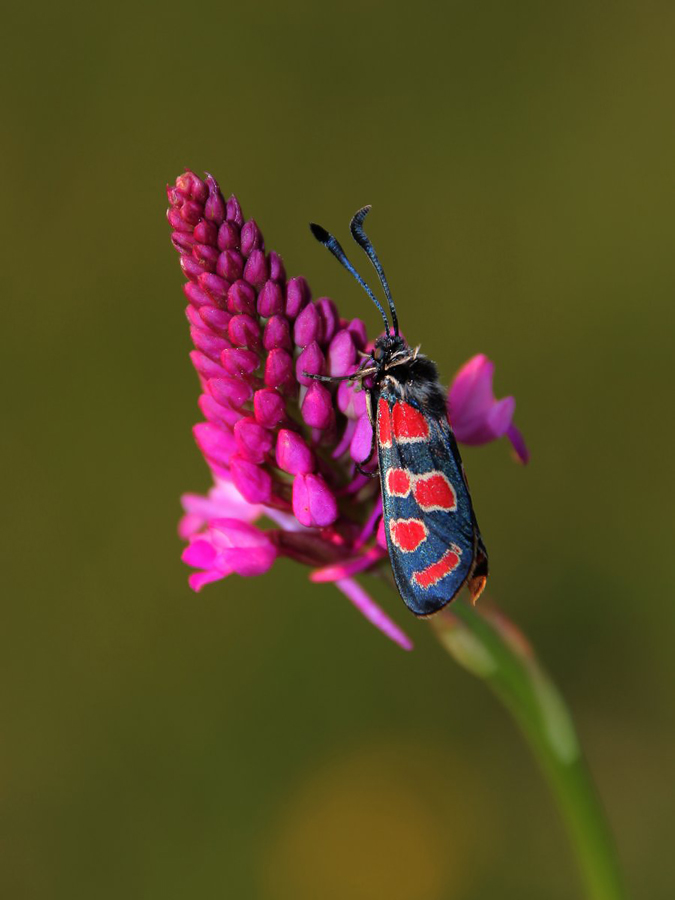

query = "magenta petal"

[188,570,226,592]
[182,539,217,569]
[507,423,530,464]
[334,578,413,651]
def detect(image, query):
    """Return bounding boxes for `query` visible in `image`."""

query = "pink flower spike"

[292,473,338,527]
[182,518,277,591]
[448,354,529,461]
[334,578,413,651]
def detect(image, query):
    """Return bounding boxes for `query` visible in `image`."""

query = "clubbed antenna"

[310,222,390,337]
[349,205,399,337]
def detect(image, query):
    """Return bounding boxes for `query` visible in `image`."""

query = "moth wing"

[377,396,487,617]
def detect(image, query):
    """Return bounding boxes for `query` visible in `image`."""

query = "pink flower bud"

[264,348,294,390]
[190,350,228,381]
[350,413,374,463]
[234,416,273,463]
[217,221,240,251]
[227,280,257,315]
[198,307,232,337]
[193,219,218,245]
[230,456,272,503]
[180,200,203,225]
[347,318,368,350]
[180,255,204,283]
[221,348,260,377]
[376,517,387,549]
[328,329,356,376]
[241,220,263,256]
[204,174,226,223]
[199,393,244,428]
[208,376,254,409]
[292,473,338,527]
[198,273,230,306]
[190,327,231,363]
[216,249,244,282]
[263,315,292,351]
[171,231,197,253]
[193,422,237,468]
[269,251,286,283]
[295,341,325,387]
[168,208,193,234]
[301,382,334,430]
[226,195,244,226]
[243,249,269,287]
[257,280,284,317]
[253,388,285,428]
[183,282,212,310]
[276,429,314,475]
[286,276,310,319]
[316,297,338,344]
[177,171,208,203]
[293,302,321,347]
[228,314,261,351]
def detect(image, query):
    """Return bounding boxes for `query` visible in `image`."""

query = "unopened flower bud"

[217,249,245,282]
[253,388,285,428]
[228,314,261,350]
[301,382,334,429]
[241,220,263,257]
[295,341,325,387]
[217,221,240,251]
[227,280,257,315]
[292,473,338,527]
[208,376,254,409]
[286,276,310,319]
[221,348,259,377]
[257,280,284,318]
[328,329,356,376]
[230,456,272,503]
[205,174,226,223]
[234,417,273,464]
[294,303,321,347]
[264,348,294,390]
[263,315,292,351]
[243,249,269,287]
[276,429,314,475]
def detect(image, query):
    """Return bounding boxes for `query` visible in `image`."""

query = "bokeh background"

[3,1,674,897]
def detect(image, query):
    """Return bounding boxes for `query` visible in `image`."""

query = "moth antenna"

[349,206,399,337]
[310,222,390,337]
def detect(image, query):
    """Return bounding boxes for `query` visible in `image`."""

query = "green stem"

[430,602,627,900]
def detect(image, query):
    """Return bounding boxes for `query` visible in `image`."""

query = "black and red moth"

[310,207,488,616]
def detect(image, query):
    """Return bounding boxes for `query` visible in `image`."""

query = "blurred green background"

[2,0,674,897]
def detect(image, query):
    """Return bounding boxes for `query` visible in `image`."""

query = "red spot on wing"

[413,472,457,511]
[413,546,462,590]
[386,468,411,497]
[392,402,430,442]
[377,398,392,448]
[389,518,428,552]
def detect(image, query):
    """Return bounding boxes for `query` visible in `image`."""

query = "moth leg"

[302,372,355,383]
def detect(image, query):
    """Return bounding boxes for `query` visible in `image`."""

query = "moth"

[309,207,487,616]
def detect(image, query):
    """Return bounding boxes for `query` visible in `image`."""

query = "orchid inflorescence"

[167,170,528,650]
